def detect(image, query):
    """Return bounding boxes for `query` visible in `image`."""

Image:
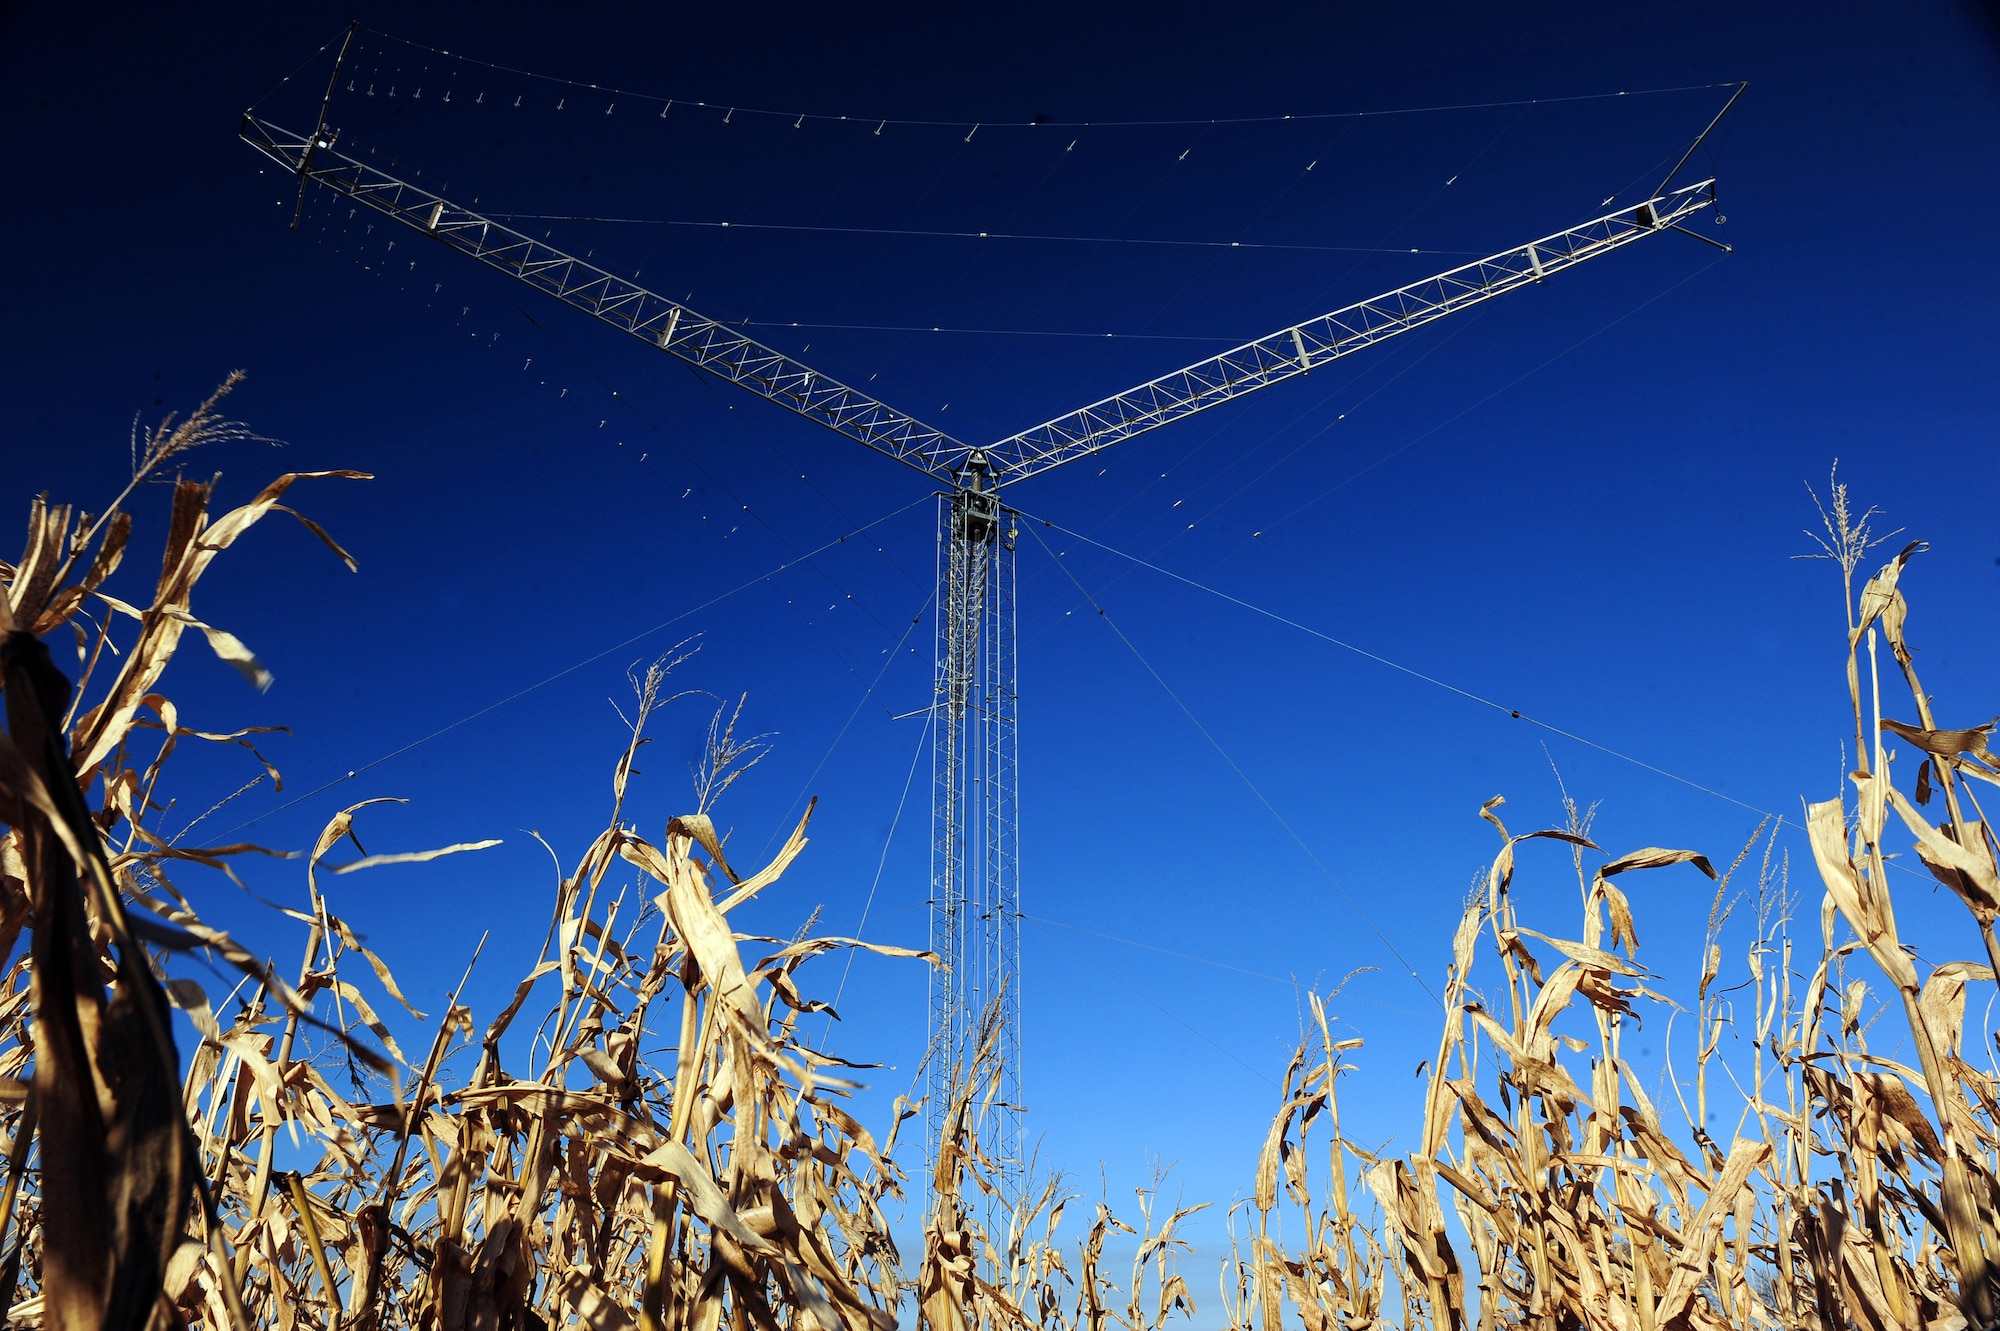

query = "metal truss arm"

[985,180,1720,484]
[241,115,968,482]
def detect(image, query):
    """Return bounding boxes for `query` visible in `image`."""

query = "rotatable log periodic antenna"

[241,76,1741,1203]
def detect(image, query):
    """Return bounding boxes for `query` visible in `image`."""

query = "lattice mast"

[243,83,1732,1202]
[927,458,1021,1179]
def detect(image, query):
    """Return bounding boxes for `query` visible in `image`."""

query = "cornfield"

[3,383,1999,1331]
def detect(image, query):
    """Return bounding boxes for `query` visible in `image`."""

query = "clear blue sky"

[5,0,1999,1254]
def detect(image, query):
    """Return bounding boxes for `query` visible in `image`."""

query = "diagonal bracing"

[984,179,1719,483]
[243,115,969,482]
[244,100,1727,1205]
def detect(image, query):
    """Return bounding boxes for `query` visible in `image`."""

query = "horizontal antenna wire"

[1023,522,1444,1009]
[724,320,1232,343]
[482,212,1481,258]
[212,496,930,839]
[357,27,1736,131]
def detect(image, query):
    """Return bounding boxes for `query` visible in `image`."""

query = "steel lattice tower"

[927,461,1021,1185]
[245,67,1735,1204]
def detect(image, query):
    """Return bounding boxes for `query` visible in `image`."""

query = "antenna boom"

[242,114,968,481]
[985,179,1719,484]
[246,97,1733,1206]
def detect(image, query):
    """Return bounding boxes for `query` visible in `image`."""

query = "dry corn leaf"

[1807,796,1918,989]
[1596,846,1718,882]
[1852,540,1928,646]
[1883,717,1999,765]
[325,838,504,874]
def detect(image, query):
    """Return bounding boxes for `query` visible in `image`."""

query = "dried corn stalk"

[1,384,924,1331]
[10,398,2000,1331]
[1230,479,2000,1331]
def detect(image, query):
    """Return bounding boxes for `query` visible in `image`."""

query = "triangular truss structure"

[244,69,1731,1196]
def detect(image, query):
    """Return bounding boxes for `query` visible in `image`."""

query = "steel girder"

[983,179,1719,484]
[245,115,1714,495]
[246,104,1721,1204]
[242,115,971,482]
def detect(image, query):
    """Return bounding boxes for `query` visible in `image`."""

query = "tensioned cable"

[214,496,929,838]
[490,284,910,646]
[1024,439,1960,879]
[1028,241,1696,617]
[482,213,1481,258]
[318,189,917,670]
[1023,522,1444,1008]
[1023,117,1718,583]
[1022,917,1276,1087]
[913,121,1215,425]
[1026,913,1426,1018]
[951,122,1224,437]
[246,31,343,114]
[1006,105,1541,557]
[1027,511,1781,828]
[1259,254,1731,537]
[1023,914,1291,986]
[819,709,934,1047]
[723,319,1232,343]
[1042,304,1491,581]
[813,96,1094,413]
[1047,249,1728,625]
[311,193,928,716]
[995,199,1490,588]
[761,586,937,860]
[471,265,954,706]
[356,29,1735,131]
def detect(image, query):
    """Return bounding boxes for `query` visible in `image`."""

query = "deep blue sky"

[6,0,1999,1252]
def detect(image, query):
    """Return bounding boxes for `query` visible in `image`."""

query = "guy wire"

[214,496,929,839]
[1022,522,1445,1009]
